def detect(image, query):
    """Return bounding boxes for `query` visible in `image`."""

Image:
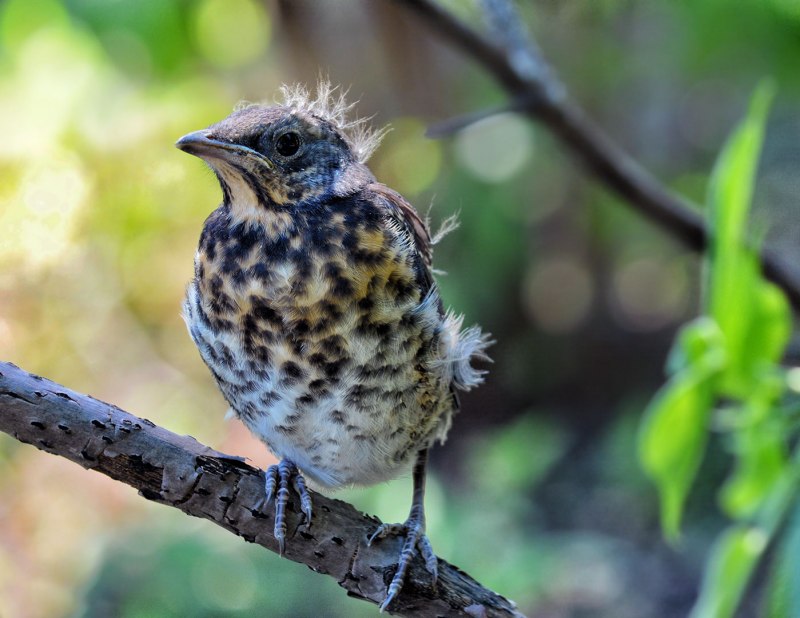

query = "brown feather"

[367,183,433,267]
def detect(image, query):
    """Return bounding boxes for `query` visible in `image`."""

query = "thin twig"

[425,95,535,138]
[396,0,800,311]
[479,0,562,102]
[0,361,524,618]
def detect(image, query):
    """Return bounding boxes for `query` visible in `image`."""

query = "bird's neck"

[222,196,297,241]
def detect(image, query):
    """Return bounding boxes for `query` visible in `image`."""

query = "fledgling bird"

[177,83,490,610]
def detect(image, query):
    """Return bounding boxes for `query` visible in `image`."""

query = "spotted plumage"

[177,83,490,610]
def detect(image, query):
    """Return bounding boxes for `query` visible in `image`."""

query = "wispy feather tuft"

[430,212,460,246]
[433,312,493,390]
[276,81,389,164]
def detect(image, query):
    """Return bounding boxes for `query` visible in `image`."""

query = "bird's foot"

[368,516,438,611]
[263,459,313,555]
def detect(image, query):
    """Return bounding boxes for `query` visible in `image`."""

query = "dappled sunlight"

[191,0,271,69]
[609,256,690,332]
[0,27,101,160]
[455,113,535,183]
[373,117,442,196]
[522,256,594,334]
[0,447,147,618]
[0,3,271,614]
[2,0,799,616]
[1,152,89,272]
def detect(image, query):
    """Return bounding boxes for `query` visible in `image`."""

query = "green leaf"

[640,83,784,544]
[742,281,792,371]
[720,375,788,519]
[666,316,726,376]
[755,448,800,535]
[690,525,768,618]
[705,80,775,395]
[722,436,786,520]
[707,81,773,260]
[639,319,725,540]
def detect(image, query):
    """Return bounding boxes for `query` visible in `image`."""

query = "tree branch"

[397,0,800,312]
[0,361,523,618]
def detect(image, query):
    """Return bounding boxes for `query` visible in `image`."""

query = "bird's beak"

[175,130,273,169]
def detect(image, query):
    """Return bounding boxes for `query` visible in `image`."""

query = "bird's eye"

[275,131,301,157]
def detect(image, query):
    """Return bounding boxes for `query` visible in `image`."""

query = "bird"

[176,83,491,610]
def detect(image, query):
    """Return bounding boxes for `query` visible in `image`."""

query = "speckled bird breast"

[183,192,452,489]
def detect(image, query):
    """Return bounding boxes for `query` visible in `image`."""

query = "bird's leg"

[368,448,438,611]
[263,459,313,555]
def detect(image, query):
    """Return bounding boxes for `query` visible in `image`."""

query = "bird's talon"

[263,464,278,506]
[292,473,313,523]
[379,595,395,613]
[369,517,438,610]
[419,535,438,581]
[261,459,312,555]
[368,522,404,546]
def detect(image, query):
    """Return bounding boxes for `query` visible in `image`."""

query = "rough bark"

[0,361,524,618]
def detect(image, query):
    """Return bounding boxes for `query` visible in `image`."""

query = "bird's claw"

[263,459,313,555]
[368,517,438,611]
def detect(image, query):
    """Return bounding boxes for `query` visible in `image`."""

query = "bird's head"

[176,84,383,212]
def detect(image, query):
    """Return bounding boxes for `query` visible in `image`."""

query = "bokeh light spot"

[523,257,593,334]
[0,27,102,160]
[610,257,688,331]
[456,113,534,183]
[374,118,442,196]
[786,368,800,393]
[0,154,89,271]
[191,0,271,69]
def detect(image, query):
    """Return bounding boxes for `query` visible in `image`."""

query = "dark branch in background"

[0,361,523,618]
[398,0,800,312]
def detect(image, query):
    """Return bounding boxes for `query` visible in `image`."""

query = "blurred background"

[1,0,799,616]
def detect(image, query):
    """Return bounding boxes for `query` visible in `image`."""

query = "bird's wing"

[368,183,461,411]
[368,183,433,268]
[367,183,439,302]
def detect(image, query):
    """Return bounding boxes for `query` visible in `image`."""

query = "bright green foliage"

[720,371,787,519]
[706,82,786,396]
[690,526,768,618]
[639,82,800,617]
[639,318,724,540]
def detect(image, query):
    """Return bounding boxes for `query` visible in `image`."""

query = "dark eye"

[275,131,301,157]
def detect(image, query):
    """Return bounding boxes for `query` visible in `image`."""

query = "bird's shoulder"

[362,183,433,269]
